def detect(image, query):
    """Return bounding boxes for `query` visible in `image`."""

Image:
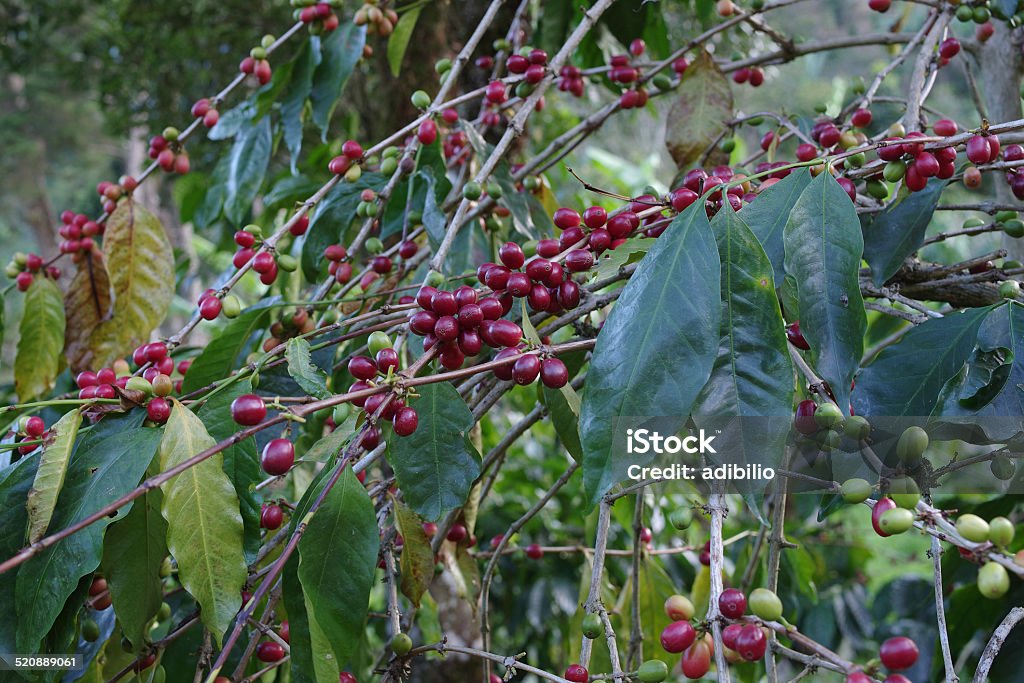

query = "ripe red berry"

[868,0,891,11]
[939,37,960,60]
[785,321,810,350]
[718,588,747,619]
[794,399,818,434]
[447,523,467,543]
[339,674,357,683]
[879,637,919,671]
[660,620,696,653]
[23,416,45,438]
[418,119,438,145]
[489,320,523,348]
[393,407,419,436]
[398,240,418,259]
[564,664,588,683]
[348,356,378,380]
[256,642,285,663]
[147,398,171,424]
[231,394,267,426]
[371,256,392,274]
[498,242,525,269]
[525,543,543,559]
[261,438,295,476]
[564,249,594,273]
[846,673,873,683]
[872,497,898,538]
[15,272,33,291]
[199,297,222,320]
[342,140,363,159]
[553,208,581,230]
[681,641,711,678]
[376,348,400,373]
[851,108,873,128]
[735,625,767,661]
[512,354,541,385]
[260,503,283,530]
[252,251,276,274]
[722,623,743,650]
[967,135,994,164]
[629,38,646,57]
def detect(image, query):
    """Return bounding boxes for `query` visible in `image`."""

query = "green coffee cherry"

[368,331,392,356]
[669,507,693,530]
[991,454,1016,480]
[381,157,398,175]
[989,516,1015,547]
[425,270,445,287]
[515,81,535,98]
[995,210,1018,224]
[819,429,842,451]
[814,402,844,429]
[390,632,413,656]
[866,179,889,200]
[581,613,602,639]
[463,181,483,201]
[82,618,101,642]
[250,46,267,60]
[844,415,871,440]
[637,659,669,683]
[652,74,673,91]
[845,152,866,168]
[748,588,783,621]
[1002,220,1024,238]
[962,217,986,230]
[1004,260,1023,270]
[957,514,990,543]
[978,561,1010,599]
[896,426,929,463]
[720,138,737,153]
[411,90,431,109]
[879,508,915,535]
[851,76,866,95]
[890,477,920,510]
[493,38,511,52]
[162,126,180,142]
[365,237,384,255]
[408,210,423,225]
[746,115,764,126]
[840,478,872,504]
[751,0,765,8]
[218,296,241,320]
[999,281,1020,299]
[435,58,452,74]
[485,181,503,199]
[344,164,362,183]
[973,6,991,23]
[883,160,907,183]
[126,376,154,395]
[955,3,974,20]
[332,403,352,425]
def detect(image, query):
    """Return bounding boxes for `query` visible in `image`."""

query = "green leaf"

[63,249,113,373]
[196,379,263,563]
[286,337,331,399]
[783,173,866,412]
[88,200,174,370]
[739,168,812,287]
[194,153,230,229]
[302,173,387,280]
[158,400,246,643]
[15,276,66,401]
[311,23,366,137]
[281,40,321,172]
[463,125,543,238]
[580,202,721,507]
[16,411,161,654]
[664,49,732,170]
[26,409,81,543]
[389,382,480,521]
[101,487,167,649]
[625,559,680,660]
[541,384,583,461]
[854,307,991,417]
[394,501,434,607]
[180,299,276,394]
[537,0,574,56]
[862,179,946,286]
[698,206,793,417]
[593,235,654,282]
[298,466,379,675]
[224,116,272,225]
[387,5,422,76]
[0,455,39,651]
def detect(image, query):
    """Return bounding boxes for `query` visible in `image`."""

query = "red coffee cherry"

[564,664,588,683]
[260,503,283,530]
[794,399,818,434]
[256,642,285,663]
[393,407,419,436]
[660,620,696,653]
[718,588,747,619]
[525,543,544,559]
[231,394,267,426]
[447,523,467,543]
[147,398,171,424]
[680,640,711,679]
[872,497,898,538]
[512,354,541,385]
[785,321,810,350]
[734,624,767,661]
[879,637,919,671]
[348,356,378,380]
[261,438,295,476]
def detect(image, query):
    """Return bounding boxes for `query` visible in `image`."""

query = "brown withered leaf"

[665,49,734,171]
[64,249,113,373]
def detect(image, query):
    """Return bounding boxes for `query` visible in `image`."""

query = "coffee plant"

[2,0,1024,681]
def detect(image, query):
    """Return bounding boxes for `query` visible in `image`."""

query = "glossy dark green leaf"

[181,299,276,394]
[537,0,574,56]
[196,379,263,563]
[783,173,866,412]
[302,172,386,280]
[541,385,583,462]
[394,501,433,607]
[311,23,366,137]
[100,487,167,649]
[193,153,230,229]
[286,337,331,400]
[281,40,321,172]
[387,5,422,76]
[580,202,721,507]
[264,174,321,209]
[15,276,66,401]
[208,100,256,141]
[15,411,160,653]
[861,180,946,286]
[0,455,39,651]
[389,383,480,521]
[224,115,272,225]
[853,307,991,417]
[739,168,811,287]
[298,466,379,678]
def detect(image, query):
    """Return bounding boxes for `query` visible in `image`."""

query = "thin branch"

[931,535,959,683]
[973,607,1024,683]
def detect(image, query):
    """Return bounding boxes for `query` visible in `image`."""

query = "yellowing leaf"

[15,277,66,401]
[25,409,81,543]
[394,501,434,607]
[158,400,246,643]
[665,49,733,170]
[64,249,113,373]
[89,200,174,369]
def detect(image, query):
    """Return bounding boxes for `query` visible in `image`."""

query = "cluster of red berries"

[609,40,652,109]
[297,2,341,33]
[442,118,470,162]
[347,347,420,443]
[1001,144,1024,199]
[659,596,713,678]
[239,46,273,85]
[556,65,586,97]
[328,139,366,178]
[56,202,109,256]
[149,128,190,175]
[6,252,58,292]
[190,98,221,129]
[876,125,962,192]
[324,242,355,285]
[731,64,766,88]
[89,576,112,610]
[409,282,515,370]
[7,415,48,457]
